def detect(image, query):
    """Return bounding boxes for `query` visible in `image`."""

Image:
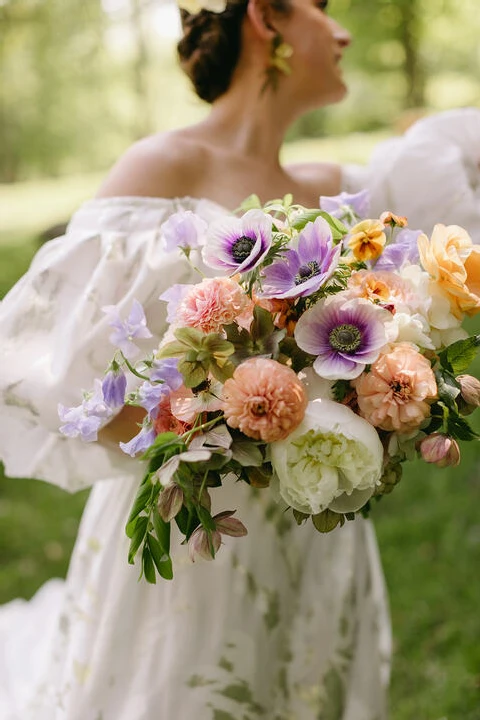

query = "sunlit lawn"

[1,135,479,719]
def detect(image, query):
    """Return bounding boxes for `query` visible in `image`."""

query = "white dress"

[0,195,391,720]
[1,107,479,720]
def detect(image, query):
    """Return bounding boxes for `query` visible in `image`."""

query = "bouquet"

[59,191,480,583]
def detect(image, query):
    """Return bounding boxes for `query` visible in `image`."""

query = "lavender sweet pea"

[259,216,341,299]
[58,379,113,442]
[320,189,370,227]
[202,209,272,274]
[294,295,389,380]
[161,210,207,253]
[103,299,153,359]
[374,228,423,271]
[102,368,127,409]
[120,424,157,457]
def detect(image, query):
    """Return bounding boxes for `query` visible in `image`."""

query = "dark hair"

[177,0,290,103]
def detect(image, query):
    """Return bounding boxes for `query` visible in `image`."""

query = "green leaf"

[156,340,190,359]
[332,379,351,403]
[197,505,217,532]
[147,533,173,580]
[127,515,148,563]
[231,440,263,467]
[209,358,235,384]
[142,544,156,584]
[291,210,348,240]
[174,326,204,350]
[125,482,153,537]
[250,305,275,342]
[178,359,208,388]
[245,464,272,488]
[293,509,310,525]
[203,334,235,356]
[447,414,480,441]
[238,194,262,211]
[434,368,461,411]
[312,509,345,533]
[152,509,171,555]
[438,335,480,375]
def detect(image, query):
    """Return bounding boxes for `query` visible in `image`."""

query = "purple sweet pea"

[102,368,127,409]
[159,284,191,324]
[202,209,272,274]
[150,358,183,390]
[374,228,422,271]
[102,299,153,359]
[58,379,113,442]
[161,211,207,252]
[259,216,341,299]
[320,190,370,227]
[137,381,170,415]
[294,295,389,380]
[120,424,157,457]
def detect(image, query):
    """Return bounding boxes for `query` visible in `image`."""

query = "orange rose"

[418,224,480,318]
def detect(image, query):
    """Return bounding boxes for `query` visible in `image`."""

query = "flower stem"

[120,354,151,381]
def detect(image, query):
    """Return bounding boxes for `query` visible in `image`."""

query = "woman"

[0,0,478,718]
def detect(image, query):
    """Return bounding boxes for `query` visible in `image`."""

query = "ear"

[246,0,276,41]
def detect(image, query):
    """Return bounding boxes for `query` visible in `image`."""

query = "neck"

[196,67,302,166]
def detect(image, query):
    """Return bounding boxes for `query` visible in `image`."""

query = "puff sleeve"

[343,108,480,241]
[0,197,219,491]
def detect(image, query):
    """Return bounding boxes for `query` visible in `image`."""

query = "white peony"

[270,399,383,515]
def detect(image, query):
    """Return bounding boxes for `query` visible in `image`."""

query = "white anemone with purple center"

[294,295,392,380]
[202,209,272,274]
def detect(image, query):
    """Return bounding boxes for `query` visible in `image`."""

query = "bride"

[0,0,479,717]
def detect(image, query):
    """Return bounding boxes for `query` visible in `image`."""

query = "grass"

[1,139,480,718]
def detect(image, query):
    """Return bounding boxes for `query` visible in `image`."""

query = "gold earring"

[262,32,293,92]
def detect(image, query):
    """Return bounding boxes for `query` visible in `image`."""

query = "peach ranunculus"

[222,357,308,442]
[353,342,437,433]
[418,224,480,318]
[153,394,191,436]
[176,277,248,334]
[348,219,386,262]
[347,269,417,309]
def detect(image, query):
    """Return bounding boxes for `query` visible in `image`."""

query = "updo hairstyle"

[177,0,291,103]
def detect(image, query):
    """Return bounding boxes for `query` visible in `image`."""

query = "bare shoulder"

[286,161,342,200]
[96,130,207,199]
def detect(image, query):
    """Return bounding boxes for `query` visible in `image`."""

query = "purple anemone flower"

[102,299,153,359]
[58,379,113,442]
[374,228,422,271]
[294,295,389,380]
[320,190,370,227]
[202,209,272,274]
[259,216,341,299]
[161,211,207,253]
[120,424,156,457]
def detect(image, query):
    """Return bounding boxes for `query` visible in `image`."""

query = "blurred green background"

[1,0,480,718]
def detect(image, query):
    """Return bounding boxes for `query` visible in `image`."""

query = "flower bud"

[188,527,221,562]
[456,374,480,415]
[157,483,184,523]
[420,433,460,467]
[380,211,408,228]
[374,461,402,496]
